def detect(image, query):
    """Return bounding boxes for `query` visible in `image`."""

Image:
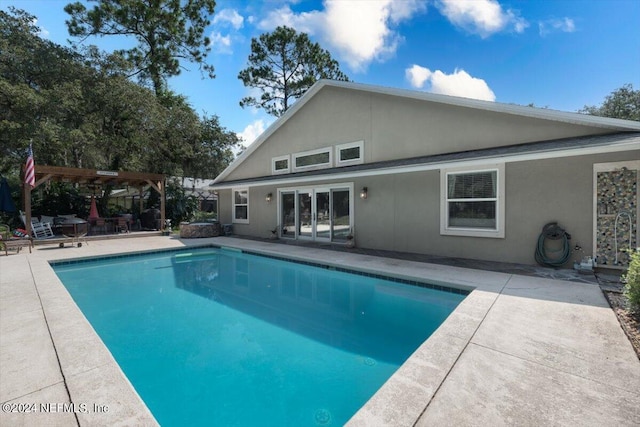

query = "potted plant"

[345,229,355,248]
[162,219,172,236]
[269,226,279,240]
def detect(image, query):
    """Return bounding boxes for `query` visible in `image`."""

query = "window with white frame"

[292,147,332,172]
[232,188,249,223]
[335,141,364,166]
[272,155,290,174]
[440,164,505,238]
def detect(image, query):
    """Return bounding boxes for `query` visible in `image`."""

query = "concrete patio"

[1,235,639,426]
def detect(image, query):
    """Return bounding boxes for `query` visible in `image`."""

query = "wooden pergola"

[23,165,165,236]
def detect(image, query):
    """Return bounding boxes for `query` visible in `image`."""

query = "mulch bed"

[604,291,640,360]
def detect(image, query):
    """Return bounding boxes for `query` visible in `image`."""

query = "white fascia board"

[210,139,639,190]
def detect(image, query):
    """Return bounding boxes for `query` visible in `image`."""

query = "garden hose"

[535,222,572,267]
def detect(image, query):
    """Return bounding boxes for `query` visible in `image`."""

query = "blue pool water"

[53,247,466,426]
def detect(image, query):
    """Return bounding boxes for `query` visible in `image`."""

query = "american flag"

[24,143,35,188]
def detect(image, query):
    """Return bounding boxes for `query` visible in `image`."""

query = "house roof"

[210,132,640,189]
[215,80,640,185]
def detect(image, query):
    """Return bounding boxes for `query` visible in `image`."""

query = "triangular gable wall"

[219,81,640,183]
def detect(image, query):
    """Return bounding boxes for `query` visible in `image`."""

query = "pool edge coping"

[24,237,515,426]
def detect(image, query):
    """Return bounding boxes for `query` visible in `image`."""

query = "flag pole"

[25,175,32,238]
[23,142,35,238]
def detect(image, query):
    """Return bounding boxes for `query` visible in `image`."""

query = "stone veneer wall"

[179,222,221,238]
[595,167,638,267]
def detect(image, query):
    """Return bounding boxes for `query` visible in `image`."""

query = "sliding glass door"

[315,189,331,241]
[279,185,351,242]
[280,192,296,238]
[297,190,313,239]
[331,189,350,242]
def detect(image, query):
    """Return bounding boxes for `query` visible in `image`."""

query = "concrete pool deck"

[1,236,639,426]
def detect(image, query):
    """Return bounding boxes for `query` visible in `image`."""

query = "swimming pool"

[53,247,466,426]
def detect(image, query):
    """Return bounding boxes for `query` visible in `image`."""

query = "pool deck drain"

[1,236,639,426]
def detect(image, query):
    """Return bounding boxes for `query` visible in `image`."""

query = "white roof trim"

[215,80,640,184]
[210,138,639,190]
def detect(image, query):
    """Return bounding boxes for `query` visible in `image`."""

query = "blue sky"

[5,0,640,150]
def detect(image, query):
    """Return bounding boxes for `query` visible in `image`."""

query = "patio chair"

[19,211,56,240]
[114,216,129,233]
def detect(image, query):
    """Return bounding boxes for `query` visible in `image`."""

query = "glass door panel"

[332,189,351,242]
[298,190,313,239]
[280,192,296,238]
[315,190,331,241]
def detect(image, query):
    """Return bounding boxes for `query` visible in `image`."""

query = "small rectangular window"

[232,188,249,223]
[336,141,364,166]
[292,147,332,172]
[440,164,504,238]
[272,155,290,174]
[296,152,330,168]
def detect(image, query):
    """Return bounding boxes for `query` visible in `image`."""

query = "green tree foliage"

[165,178,199,225]
[623,250,640,312]
[579,83,640,121]
[32,182,89,218]
[1,7,240,195]
[238,26,349,117]
[64,0,216,96]
[1,7,78,173]
[190,114,239,179]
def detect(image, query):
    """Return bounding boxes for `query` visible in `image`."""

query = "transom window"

[292,147,332,172]
[232,188,249,224]
[336,141,364,166]
[272,155,290,174]
[440,164,505,238]
[272,141,365,175]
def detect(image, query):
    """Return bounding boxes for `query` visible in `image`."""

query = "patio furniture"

[19,211,55,240]
[1,224,33,256]
[57,218,88,247]
[114,217,129,233]
[140,209,161,230]
[2,237,33,256]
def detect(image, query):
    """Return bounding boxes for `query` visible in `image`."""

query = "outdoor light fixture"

[360,187,368,200]
[266,192,273,203]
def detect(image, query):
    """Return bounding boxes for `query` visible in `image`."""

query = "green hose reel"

[535,222,572,267]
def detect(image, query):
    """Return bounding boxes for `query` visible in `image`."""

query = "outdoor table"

[1,238,33,256]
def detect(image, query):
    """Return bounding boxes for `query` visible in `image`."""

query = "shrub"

[623,249,640,312]
[191,210,217,222]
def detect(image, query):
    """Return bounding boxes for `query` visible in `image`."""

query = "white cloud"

[437,0,528,38]
[209,31,232,53]
[213,9,244,29]
[405,65,496,102]
[258,5,323,35]
[238,119,267,147]
[209,9,244,54]
[258,0,427,72]
[406,64,432,88]
[539,17,576,37]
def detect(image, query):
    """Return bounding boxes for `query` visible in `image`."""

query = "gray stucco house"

[211,80,640,268]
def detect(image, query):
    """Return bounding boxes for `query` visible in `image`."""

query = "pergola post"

[23,182,32,237]
[160,179,166,230]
